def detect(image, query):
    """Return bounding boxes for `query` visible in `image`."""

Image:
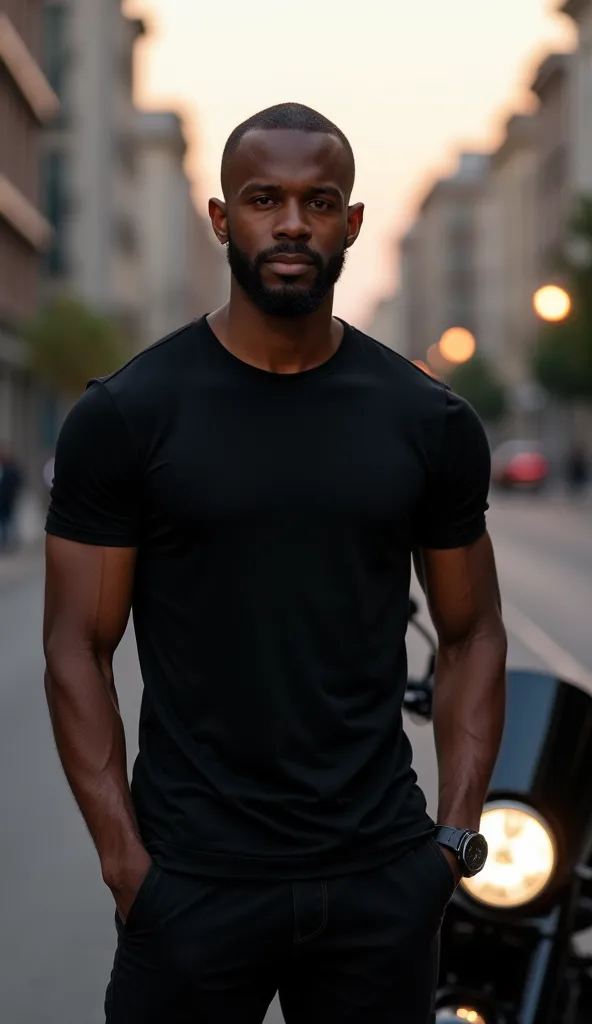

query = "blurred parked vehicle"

[491,440,549,492]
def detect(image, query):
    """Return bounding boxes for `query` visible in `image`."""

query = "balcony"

[0,12,58,122]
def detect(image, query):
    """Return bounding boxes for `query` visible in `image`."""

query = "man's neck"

[207,284,344,374]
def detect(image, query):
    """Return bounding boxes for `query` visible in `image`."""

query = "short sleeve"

[45,382,141,547]
[415,390,491,550]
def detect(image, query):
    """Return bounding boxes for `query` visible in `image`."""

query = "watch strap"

[433,825,471,853]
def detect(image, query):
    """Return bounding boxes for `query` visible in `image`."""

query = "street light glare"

[533,286,571,323]
[438,328,476,364]
[412,359,435,377]
[427,343,451,373]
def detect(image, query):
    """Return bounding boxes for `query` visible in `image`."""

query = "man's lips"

[265,253,315,277]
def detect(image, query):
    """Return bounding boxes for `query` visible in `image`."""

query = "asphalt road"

[0,494,590,1024]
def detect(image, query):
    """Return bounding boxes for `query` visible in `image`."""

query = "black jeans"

[105,835,454,1023]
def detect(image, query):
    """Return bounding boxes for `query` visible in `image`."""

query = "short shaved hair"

[221,102,355,197]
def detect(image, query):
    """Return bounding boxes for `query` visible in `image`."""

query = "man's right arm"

[44,537,151,918]
[43,382,150,921]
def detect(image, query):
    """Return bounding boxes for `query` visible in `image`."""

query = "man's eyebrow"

[238,182,344,199]
[310,185,343,199]
[239,182,281,196]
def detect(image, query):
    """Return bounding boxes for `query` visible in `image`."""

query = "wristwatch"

[433,825,488,878]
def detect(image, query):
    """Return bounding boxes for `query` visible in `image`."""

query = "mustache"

[254,242,324,271]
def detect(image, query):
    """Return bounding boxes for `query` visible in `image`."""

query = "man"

[0,445,23,552]
[44,103,506,1023]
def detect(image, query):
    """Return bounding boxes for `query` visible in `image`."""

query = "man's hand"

[103,846,154,924]
[438,845,462,888]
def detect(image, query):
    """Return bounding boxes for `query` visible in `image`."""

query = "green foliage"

[533,320,592,400]
[532,196,592,402]
[23,298,127,397]
[448,353,508,423]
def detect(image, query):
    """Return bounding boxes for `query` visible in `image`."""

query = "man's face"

[211,130,363,317]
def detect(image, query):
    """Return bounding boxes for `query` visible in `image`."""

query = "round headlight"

[436,1010,487,1024]
[462,801,556,908]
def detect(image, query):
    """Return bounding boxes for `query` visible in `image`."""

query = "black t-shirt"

[46,317,490,880]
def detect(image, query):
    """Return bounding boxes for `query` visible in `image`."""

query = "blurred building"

[188,205,230,318]
[481,116,538,394]
[41,0,145,346]
[135,111,229,345]
[398,153,490,364]
[531,53,572,280]
[563,0,592,197]
[398,224,420,361]
[0,1,58,468]
[562,1,592,451]
[366,293,402,353]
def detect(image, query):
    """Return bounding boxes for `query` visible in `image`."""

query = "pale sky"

[123,0,574,326]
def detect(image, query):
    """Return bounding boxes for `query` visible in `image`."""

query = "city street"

[0,495,590,1024]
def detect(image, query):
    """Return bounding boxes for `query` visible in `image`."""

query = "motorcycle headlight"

[462,801,556,908]
[436,1010,487,1024]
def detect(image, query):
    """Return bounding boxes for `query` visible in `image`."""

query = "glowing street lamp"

[533,285,571,323]
[438,327,476,365]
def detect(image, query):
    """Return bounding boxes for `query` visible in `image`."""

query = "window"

[115,215,138,256]
[117,134,136,177]
[539,145,567,194]
[448,244,472,273]
[448,203,472,230]
[41,150,68,276]
[43,5,69,100]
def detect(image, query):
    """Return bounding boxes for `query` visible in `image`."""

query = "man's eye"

[310,200,331,211]
[252,196,274,207]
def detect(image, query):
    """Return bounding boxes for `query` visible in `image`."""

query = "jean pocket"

[427,837,456,900]
[118,861,161,934]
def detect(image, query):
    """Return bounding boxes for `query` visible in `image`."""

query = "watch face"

[463,833,488,874]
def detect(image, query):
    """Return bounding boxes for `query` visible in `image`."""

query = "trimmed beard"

[226,236,347,317]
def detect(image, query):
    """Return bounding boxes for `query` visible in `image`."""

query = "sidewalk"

[0,491,46,590]
[0,542,44,590]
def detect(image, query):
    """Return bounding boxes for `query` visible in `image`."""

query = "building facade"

[366,293,402,353]
[0,0,58,468]
[41,0,145,346]
[484,115,539,394]
[135,110,229,346]
[563,0,592,197]
[398,153,490,365]
[531,53,572,281]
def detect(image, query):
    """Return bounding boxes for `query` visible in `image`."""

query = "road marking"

[504,601,592,692]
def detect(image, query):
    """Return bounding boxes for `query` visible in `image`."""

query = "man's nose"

[272,200,312,240]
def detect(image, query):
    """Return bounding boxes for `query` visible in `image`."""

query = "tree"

[533,319,592,400]
[448,353,508,423]
[532,196,592,402]
[23,298,127,398]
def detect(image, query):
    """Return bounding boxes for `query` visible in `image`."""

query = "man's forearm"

[44,654,145,884]
[432,626,507,831]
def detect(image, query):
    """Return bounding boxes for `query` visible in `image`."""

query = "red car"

[491,440,549,491]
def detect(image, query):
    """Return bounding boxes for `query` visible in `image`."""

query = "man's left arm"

[415,535,507,850]
[413,389,507,880]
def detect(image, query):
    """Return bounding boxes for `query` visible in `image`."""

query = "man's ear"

[345,202,364,249]
[209,197,228,244]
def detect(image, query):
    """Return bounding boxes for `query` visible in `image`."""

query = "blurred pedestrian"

[43,103,505,1024]
[565,441,589,496]
[42,456,55,491]
[0,444,23,553]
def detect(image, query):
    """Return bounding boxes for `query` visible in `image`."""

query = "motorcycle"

[404,598,592,1024]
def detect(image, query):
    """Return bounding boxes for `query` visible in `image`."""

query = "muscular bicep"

[415,532,503,647]
[44,536,137,675]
